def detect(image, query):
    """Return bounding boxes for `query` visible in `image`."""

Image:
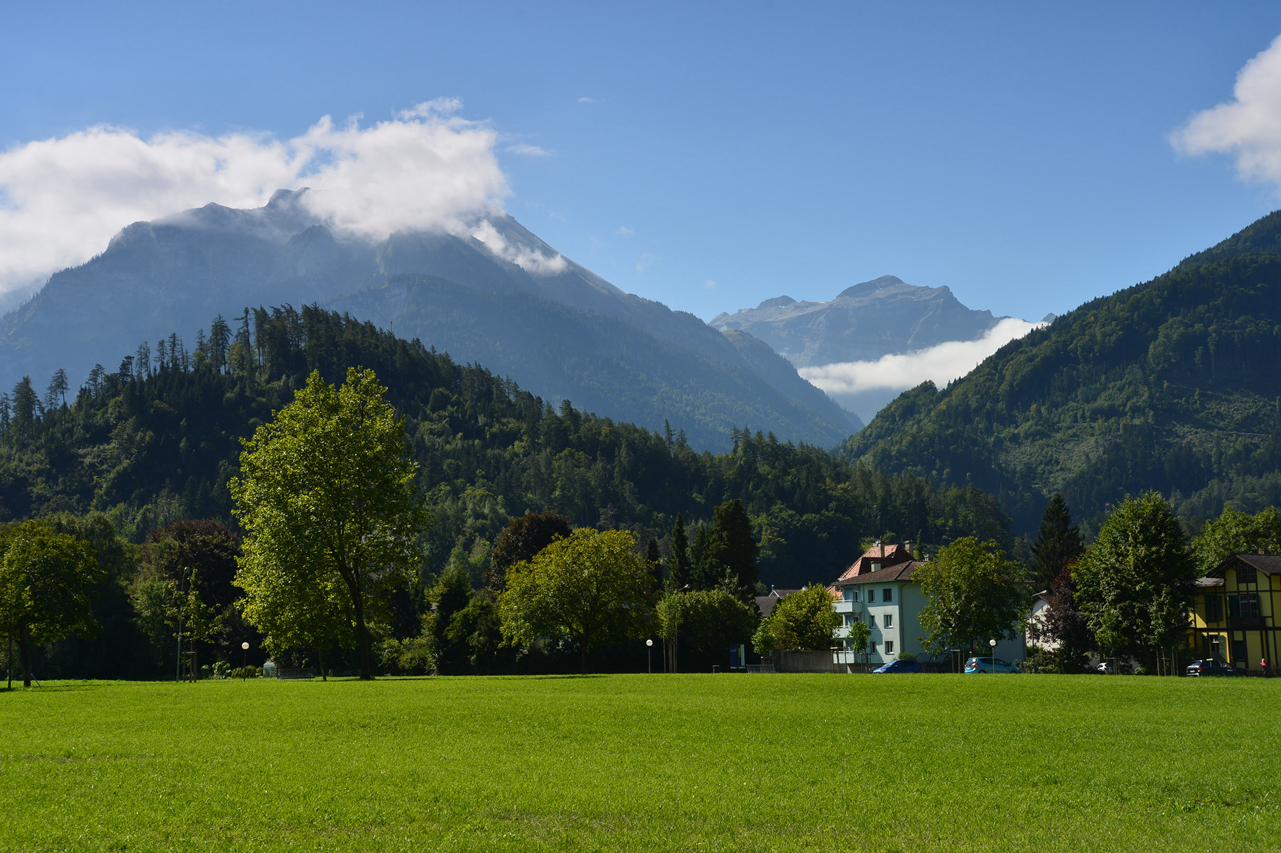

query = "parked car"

[964,656,1020,674]
[1185,659,1247,677]
[873,659,921,673]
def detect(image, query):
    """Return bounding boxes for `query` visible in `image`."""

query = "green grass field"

[1,674,1277,852]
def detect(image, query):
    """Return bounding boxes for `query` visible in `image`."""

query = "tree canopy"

[1191,505,1281,576]
[766,584,840,651]
[1072,492,1196,670]
[1031,493,1082,592]
[499,528,653,673]
[915,537,1024,657]
[230,368,430,679]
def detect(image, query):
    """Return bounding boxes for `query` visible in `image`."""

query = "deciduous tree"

[0,521,102,687]
[230,368,430,680]
[915,537,1024,658]
[766,584,839,651]
[1191,505,1281,576]
[484,511,571,593]
[1072,492,1196,671]
[499,528,652,674]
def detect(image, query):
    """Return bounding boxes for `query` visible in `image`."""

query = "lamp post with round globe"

[241,641,250,676]
[989,638,997,673]
[646,639,653,674]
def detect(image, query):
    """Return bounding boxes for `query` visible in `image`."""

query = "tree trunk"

[318,646,327,681]
[19,625,32,688]
[353,592,372,680]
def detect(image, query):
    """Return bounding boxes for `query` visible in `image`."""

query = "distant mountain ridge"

[710,275,1006,367]
[0,190,860,450]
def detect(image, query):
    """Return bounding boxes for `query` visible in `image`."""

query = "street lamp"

[646,639,653,674]
[241,641,250,674]
[175,566,189,683]
[989,638,997,673]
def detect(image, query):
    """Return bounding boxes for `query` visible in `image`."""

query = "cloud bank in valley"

[798,317,1041,395]
[0,98,555,300]
[1172,33,1281,190]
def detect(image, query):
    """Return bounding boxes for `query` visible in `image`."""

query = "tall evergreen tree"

[703,499,759,602]
[209,315,232,374]
[1031,493,1082,591]
[135,342,151,379]
[645,537,663,593]
[668,514,691,590]
[11,377,37,436]
[45,369,69,411]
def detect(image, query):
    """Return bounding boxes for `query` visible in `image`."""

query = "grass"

[1,673,1278,852]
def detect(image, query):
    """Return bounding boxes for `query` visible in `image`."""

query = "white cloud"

[0,98,509,297]
[636,252,657,274]
[798,317,1041,394]
[507,143,552,157]
[1172,33,1281,188]
[578,97,597,104]
[615,226,634,236]
[470,219,568,276]
[704,279,716,289]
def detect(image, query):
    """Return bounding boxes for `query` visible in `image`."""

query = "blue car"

[873,659,921,673]
[964,656,1020,674]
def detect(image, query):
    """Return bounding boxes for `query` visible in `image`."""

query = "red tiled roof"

[832,542,915,584]
[832,559,924,586]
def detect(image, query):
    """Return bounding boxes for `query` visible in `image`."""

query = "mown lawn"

[1,673,1276,852]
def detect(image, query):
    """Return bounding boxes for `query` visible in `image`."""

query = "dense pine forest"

[840,212,1281,536]
[1,305,1012,586]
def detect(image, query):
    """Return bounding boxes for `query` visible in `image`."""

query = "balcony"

[834,600,863,615]
[1228,616,1267,630]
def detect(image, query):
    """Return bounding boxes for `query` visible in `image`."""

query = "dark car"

[1186,659,1247,677]
[873,659,920,673]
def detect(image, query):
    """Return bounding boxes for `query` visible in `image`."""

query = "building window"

[1230,594,1261,618]
[869,614,876,628]
[869,641,877,653]
[1232,637,1247,664]
[885,640,894,654]
[1238,564,1257,585]
[1205,595,1223,623]
[852,589,860,602]
[883,588,893,603]
[870,561,881,572]
[885,613,894,629]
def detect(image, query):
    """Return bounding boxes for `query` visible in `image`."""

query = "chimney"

[878,540,884,559]
[904,540,913,559]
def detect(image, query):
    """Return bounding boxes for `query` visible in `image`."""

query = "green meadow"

[1,674,1277,852]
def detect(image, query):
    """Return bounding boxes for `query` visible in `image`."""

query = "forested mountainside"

[0,306,1009,591]
[0,190,858,451]
[839,211,1281,535]
[328,275,860,451]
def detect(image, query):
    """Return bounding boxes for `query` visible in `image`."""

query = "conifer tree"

[1031,493,1082,591]
[668,514,691,589]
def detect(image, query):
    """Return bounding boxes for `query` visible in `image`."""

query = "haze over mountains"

[0,190,860,451]
[712,276,1041,421]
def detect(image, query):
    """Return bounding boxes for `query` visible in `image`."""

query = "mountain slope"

[837,212,1281,534]
[0,191,858,450]
[328,275,861,449]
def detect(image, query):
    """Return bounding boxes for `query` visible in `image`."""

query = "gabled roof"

[831,542,915,586]
[1207,553,1281,578]
[831,559,924,587]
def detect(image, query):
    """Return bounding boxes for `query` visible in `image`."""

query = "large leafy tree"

[915,537,1024,657]
[1191,505,1281,576]
[499,528,653,673]
[230,368,430,680]
[0,521,102,687]
[1072,492,1196,671]
[425,563,474,675]
[484,511,571,593]
[766,584,840,651]
[1031,493,1083,592]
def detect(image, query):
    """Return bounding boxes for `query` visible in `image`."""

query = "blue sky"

[3,2,1281,324]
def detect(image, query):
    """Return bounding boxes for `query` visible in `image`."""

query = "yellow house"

[1190,554,1281,673]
